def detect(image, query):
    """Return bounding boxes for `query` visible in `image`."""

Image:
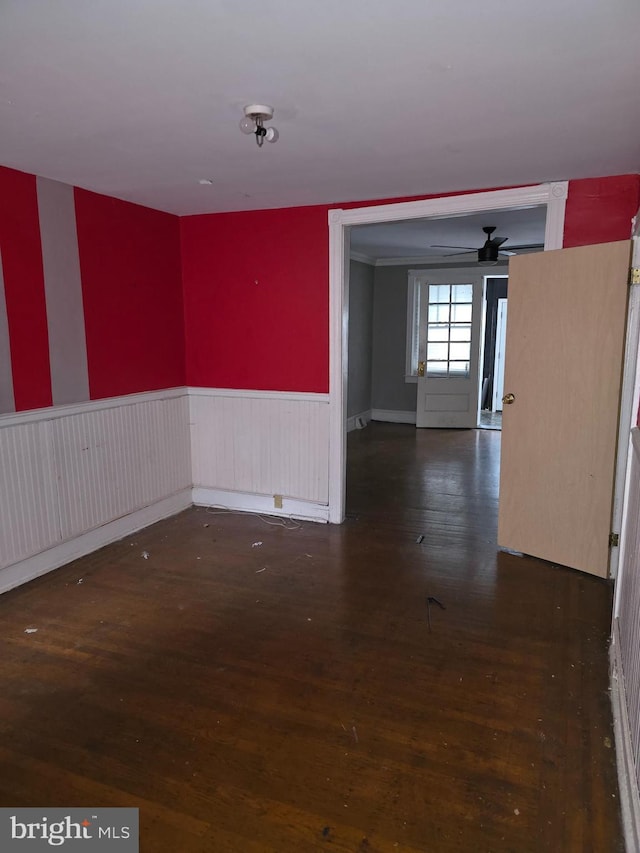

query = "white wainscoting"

[0,386,332,593]
[53,396,190,540]
[612,428,640,849]
[0,419,60,570]
[189,388,330,519]
[0,389,192,592]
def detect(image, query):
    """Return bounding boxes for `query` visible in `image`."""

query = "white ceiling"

[350,206,547,261]
[1,0,639,216]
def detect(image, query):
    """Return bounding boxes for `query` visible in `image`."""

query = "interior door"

[416,272,483,428]
[498,240,631,577]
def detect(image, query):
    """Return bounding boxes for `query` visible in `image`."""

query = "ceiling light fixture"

[239,104,279,147]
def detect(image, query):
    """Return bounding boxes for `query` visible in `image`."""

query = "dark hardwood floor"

[0,424,622,851]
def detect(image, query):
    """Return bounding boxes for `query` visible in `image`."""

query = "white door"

[492,298,508,412]
[416,272,483,428]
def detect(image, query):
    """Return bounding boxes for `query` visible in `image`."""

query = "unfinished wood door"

[498,241,631,577]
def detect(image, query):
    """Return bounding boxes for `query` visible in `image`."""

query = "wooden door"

[416,272,483,428]
[498,241,631,577]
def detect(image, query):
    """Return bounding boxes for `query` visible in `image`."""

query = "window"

[406,272,475,381]
[426,283,472,377]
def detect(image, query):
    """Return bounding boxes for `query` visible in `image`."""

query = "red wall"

[2,168,637,409]
[564,175,640,248]
[181,174,640,394]
[75,189,185,399]
[181,206,329,392]
[0,167,184,412]
[0,167,52,410]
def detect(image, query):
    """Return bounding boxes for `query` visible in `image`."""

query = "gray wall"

[371,265,417,413]
[347,260,374,418]
[36,177,90,406]
[0,250,15,414]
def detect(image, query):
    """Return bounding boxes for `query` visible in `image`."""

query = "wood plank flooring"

[0,423,622,851]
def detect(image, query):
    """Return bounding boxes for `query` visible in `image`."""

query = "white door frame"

[327,182,569,523]
[492,298,509,413]
[612,208,640,588]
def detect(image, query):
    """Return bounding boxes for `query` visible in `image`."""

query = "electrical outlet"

[274,494,283,509]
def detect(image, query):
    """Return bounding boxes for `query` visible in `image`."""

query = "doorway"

[479,276,509,431]
[328,182,569,523]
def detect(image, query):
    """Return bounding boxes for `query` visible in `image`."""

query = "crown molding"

[374,254,509,268]
[349,251,376,266]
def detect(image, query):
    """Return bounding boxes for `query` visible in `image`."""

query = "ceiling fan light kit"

[240,104,279,147]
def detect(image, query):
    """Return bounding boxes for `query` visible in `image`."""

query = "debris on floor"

[77,578,84,584]
[426,595,446,632]
[24,628,38,634]
[141,551,150,559]
[255,567,267,573]
[416,534,424,544]
[252,541,263,548]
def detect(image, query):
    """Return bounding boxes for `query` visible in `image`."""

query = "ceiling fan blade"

[491,236,509,247]
[502,243,545,251]
[498,250,517,257]
[430,244,477,250]
[438,251,477,257]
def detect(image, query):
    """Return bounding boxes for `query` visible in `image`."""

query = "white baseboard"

[371,408,416,425]
[611,620,640,853]
[347,410,371,432]
[192,487,329,523]
[0,489,192,595]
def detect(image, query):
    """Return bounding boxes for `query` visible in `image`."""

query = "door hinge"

[609,532,620,548]
[630,268,640,286]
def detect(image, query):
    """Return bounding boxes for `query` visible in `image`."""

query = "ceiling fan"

[431,226,544,265]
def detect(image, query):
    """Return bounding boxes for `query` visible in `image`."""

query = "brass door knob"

[502,392,515,405]
[417,361,425,377]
